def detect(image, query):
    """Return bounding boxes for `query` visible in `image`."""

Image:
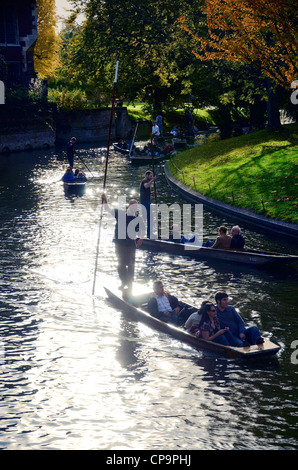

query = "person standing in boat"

[215,291,264,346]
[67,137,77,167]
[156,114,163,137]
[230,225,245,249]
[151,121,160,144]
[102,194,145,292]
[140,170,156,238]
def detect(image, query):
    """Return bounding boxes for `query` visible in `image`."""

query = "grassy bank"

[168,123,298,224]
[125,103,219,128]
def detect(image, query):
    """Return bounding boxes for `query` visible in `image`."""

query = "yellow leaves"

[180,0,298,89]
[34,0,61,78]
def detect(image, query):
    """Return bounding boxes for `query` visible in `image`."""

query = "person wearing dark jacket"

[147,280,196,325]
[230,225,245,249]
[62,166,75,182]
[67,137,77,167]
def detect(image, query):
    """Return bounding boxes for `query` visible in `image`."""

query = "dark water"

[0,145,297,450]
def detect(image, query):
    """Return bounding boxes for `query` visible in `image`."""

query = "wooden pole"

[92,57,119,295]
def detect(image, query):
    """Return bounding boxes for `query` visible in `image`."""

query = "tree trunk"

[266,78,281,129]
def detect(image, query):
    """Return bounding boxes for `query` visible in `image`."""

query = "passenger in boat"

[184,300,207,333]
[74,169,87,182]
[170,125,179,137]
[195,302,239,346]
[62,166,75,183]
[168,224,189,244]
[67,137,77,167]
[140,170,156,238]
[147,280,196,326]
[102,194,145,292]
[215,291,264,346]
[210,226,231,249]
[161,144,174,155]
[230,225,245,249]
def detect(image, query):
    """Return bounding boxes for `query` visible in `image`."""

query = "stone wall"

[55,106,134,144]
[0,106,141,153]
[0,122,55,153]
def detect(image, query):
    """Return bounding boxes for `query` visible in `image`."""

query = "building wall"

[0,0,38,85]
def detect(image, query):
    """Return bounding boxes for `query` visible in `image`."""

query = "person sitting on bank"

[147,280,196,326]
[230,225,245,249]
[210,226,231,249]
[62,166,75,183]
[215,290,264,346]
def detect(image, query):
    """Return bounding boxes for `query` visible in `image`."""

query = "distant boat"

[104,285,281,359]
[129,153,171,164]
[113,144,130,154]
[138,238,298,267]
[63,181,86,193]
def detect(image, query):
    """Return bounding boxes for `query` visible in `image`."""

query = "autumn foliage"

[181,0,297,90]
[34,0,61,78]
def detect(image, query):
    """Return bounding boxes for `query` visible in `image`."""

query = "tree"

[65,0,207,112]
[181,0,298,90]
[34,0,61,78]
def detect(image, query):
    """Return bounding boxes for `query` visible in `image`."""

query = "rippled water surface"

[0,145,297,450]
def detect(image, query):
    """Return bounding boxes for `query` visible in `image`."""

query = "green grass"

[168,123,298,224]
[125,103,219,127]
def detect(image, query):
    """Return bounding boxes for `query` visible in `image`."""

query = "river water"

[0,144,297,450]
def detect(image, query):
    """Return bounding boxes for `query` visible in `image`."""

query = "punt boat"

[138,238,298,267]
[63,181,86,193]
[113,144,130,155]
[104,285,281,359]
[129,153,170,164]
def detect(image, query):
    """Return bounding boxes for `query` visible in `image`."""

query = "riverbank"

[167,123,298,225]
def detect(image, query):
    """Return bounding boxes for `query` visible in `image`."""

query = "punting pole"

[128,122,138,157]
[77,154,95,177]
[92,57,119,295]
[150,132,157,204]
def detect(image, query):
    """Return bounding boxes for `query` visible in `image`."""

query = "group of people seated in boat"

[62,166,88,183]
[114,140,174,157]
[204,225,245,249]
[169,224,245,250]
[147,281,264,347]
[131,142,174,157]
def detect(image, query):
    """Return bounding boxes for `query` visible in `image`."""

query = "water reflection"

[0,144,297,450]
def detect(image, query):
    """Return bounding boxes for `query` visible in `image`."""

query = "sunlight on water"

[0,146,297,450]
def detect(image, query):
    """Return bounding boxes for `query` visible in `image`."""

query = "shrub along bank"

[168,123,298,224]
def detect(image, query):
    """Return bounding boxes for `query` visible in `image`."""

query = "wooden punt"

[139,238,298,267]
[129,153,170,164]
[113,144,130,154]
[63,181,86,193]
[104,285,281,359]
